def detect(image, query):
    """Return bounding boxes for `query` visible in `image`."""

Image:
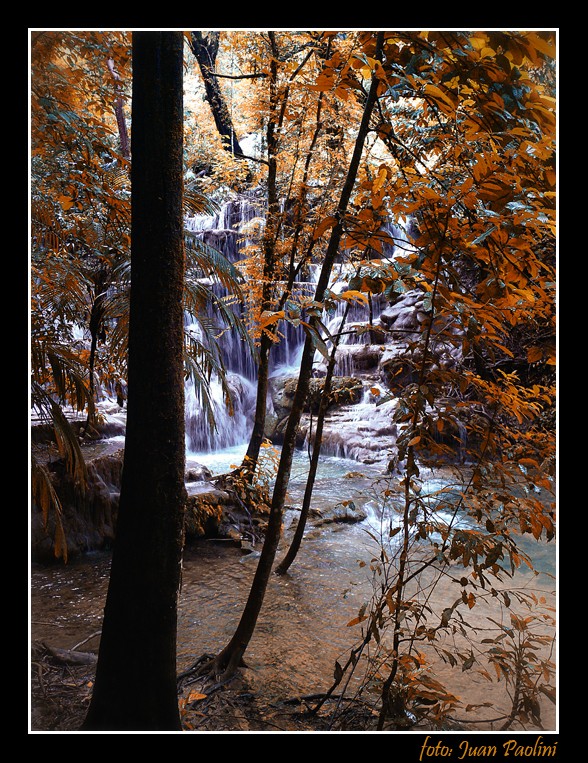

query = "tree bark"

[275,302,350,575]
[190,31,246,160]
[82,31,186,731]
[212,32,385,680]
[242,32,323,478]
[85,267,109,431]
[241,331,273,477]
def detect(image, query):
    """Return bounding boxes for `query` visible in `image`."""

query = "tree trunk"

[82,31,186,731]
[85,268,109,432]
[240,33,280,479]
[241,331,272,477]
[275,303,350,575]
[107,57,130,159]
[212,33,384,680]
[190,31,246,160]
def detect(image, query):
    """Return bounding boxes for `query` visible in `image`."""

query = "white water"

[185,373,257,454]
[182,197,409,461]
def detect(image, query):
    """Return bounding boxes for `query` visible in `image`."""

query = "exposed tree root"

[177,651,248,691]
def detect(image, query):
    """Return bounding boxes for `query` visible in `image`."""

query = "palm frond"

[31,330,93,415]
[184,229,244,297]
[183,337,235,430]
[31,198,67,253]
[111,255,132,285]
[31,456,69,562]
[101,289,131,372]
[32,256,92,323]
[187,281,255,364]
[183,186,219,218]
[31,383,89,489]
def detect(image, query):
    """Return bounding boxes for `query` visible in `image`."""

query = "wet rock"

[31,449,124,563]
[310,501,368,526]
[379,290,422,332]
[299,397,399,466]
[186,464,213,482]
[330,344,383,374]
[184,482,234,538]
[269,374,363,419]
[306,376,363,412]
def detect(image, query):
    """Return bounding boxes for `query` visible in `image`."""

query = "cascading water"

[184,372,256,453]
[183,194,415,461]
[184,194,262,454]
[183,193,324,454]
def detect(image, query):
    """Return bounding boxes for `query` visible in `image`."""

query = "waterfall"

[184,194,262,453]
[184,372,256,454]
[183,192,413,456]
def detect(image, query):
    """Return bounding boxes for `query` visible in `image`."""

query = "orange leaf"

[187,691,207,702]
[527,346,543,363]
[347,615,368,627]
[313,215,337,240]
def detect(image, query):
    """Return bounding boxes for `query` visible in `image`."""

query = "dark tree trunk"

[82,31,186,731]
[275,303,350,575]
[242,331,272,477]
[190,31,246,160]
[242,34,327,480]
[212,33,385,680]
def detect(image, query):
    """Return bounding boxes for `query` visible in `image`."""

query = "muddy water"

[30,451,556,731]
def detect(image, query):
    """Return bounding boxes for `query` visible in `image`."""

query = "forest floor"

[30,641,387,732]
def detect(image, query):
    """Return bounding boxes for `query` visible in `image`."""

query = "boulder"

[31,448,124,563]
[184,482,233,538]
[185,463,213,482]
[269,374,364,419]
[310,501,368,526]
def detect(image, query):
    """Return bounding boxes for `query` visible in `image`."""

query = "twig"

[71,630,101,651]
[31,621,67,628]
[447,714,511,725]
[277,692,347,706]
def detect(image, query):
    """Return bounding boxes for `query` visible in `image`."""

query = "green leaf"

[471,225,497,246]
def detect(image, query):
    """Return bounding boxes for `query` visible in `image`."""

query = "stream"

[30,444,556,731]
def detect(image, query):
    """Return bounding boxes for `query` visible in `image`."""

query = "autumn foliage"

[30,29,556,731]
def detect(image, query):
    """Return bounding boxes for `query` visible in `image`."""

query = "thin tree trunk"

[107,57,130,159]
[212,33,384,680]
[275,302,350,575]
[242,331,273,477]
[82,31,186,731]
[377,217,449,731]
[240,32,280,479]
[243,35,325,478]
[85,270,108,432]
